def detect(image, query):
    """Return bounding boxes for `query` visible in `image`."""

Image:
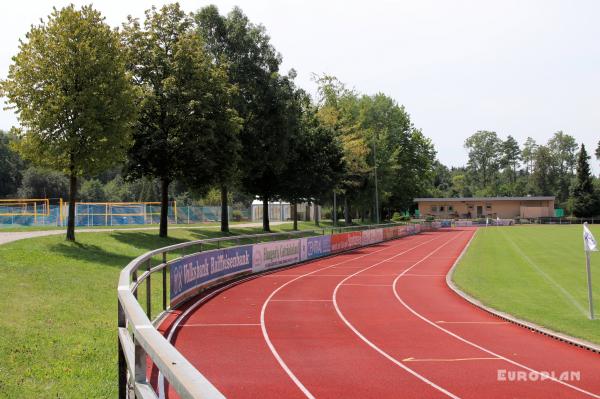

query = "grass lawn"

[453,224,600,345]
[0,221,323,398]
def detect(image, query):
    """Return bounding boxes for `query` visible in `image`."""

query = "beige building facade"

[414,197,555,219]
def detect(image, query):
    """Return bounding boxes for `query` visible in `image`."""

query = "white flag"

[583,223,598,252]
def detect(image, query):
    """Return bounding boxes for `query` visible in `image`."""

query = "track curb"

[446,228,600,355]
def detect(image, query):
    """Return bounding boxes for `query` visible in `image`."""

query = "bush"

[425,216,435,222]
[232,209,243,221]
[391,212,402,222]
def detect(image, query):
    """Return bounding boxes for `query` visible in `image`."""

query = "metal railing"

[117,222,409,398]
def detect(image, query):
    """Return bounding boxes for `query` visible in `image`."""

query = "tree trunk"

[220,184,229,233]
[305,203,311,221]
[292,202,298,230]
[262,196,270,232]
[313,201,319,227]
[344,196,351,226]
[159,178,170,238]
[66,169,77,242]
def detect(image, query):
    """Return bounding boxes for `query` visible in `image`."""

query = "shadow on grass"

[109,231,187,253]
[49,241,135,268]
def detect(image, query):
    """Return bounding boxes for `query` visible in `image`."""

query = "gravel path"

[0,222,286,246]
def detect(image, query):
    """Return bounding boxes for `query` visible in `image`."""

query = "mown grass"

[454,224,600,344]
[0,221,324,398]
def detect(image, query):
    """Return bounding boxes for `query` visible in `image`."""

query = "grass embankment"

[454,224,600,345]
[0,221,321,398]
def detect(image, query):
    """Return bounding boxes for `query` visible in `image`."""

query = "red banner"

[331,231,362,253]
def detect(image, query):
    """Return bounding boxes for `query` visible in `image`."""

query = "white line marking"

[401,274,446,277]
[392,234,600,399]
[333,232,465,399]
[342,283,391,287]
[260,234,435,399]
[436,321,508,325]
[403,356,500,362]
[271,299,333,302]
[182,323,260,327]
[500,230,588,316]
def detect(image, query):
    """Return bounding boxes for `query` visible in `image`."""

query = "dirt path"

[0,222,287,246]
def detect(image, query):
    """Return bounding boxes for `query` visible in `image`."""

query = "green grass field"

[0,221,323,398]
[454,224,600,345]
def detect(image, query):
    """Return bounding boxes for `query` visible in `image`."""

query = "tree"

[572,144,600,217]
[595,140,600,171]
[532,145,557,196]
[500,135,521,183]
[195,6,283,232]
[79,179,106,202]
[17,167,69,199]
[522,137,537,176]
[122,4,233,237]
[548,131,578,202]
[1,5,136,241]
[280,92,345,229]
[0,130,24,198]
[464,131,501,191]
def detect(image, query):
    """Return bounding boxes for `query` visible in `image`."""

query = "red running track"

[154,228,600,398]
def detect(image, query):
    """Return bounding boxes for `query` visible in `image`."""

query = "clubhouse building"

[414,196,556,219]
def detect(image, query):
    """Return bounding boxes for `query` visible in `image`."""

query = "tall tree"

[280,92,345,229]
[548,131,578,202]
[572,144,600,217]
[0,131,24,197]
[531,145,557,196]
[500,135,521,183]
[464,131,501,191]
[1,5,136,241]
[522,137,537,176]
[195,6,284,232]
[595,140,600,172]
[122,4,229,237]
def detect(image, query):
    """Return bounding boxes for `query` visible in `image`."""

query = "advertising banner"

[300,235,332,261]
[331,231,362,253]
[361,228,384,246]
[383,226,396,240]
[170,245,253,305]
[440,220,451,228]
[252,239,300,272]
[455,220,473,227]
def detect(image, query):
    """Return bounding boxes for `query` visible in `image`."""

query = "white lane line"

[401,274,446,277]
[271,299,333,302]
[333,232,465,399]
[436,321,508,325]
[182,323,260,327]
[500,229,588,317]
[403,356,501,362]
[342,283,391,287]
[393,236,600,399]
[260,234,439,399]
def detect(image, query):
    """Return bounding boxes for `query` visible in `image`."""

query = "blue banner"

[170,245,253,304]
[301,235,332,260]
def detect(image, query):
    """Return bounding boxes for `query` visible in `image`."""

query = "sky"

[1,0,599,173]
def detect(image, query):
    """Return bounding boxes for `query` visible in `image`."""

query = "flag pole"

[585,249,594,320]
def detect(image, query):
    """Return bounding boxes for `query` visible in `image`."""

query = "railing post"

[162,252,167,311]
[118,300,127,399]
[132,270,138,299]
[146,259,151,320]
[134,335,148,391]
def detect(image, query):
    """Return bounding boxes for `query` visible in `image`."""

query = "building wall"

[417,199,554,219]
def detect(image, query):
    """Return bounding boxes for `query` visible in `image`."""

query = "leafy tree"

[500,135,521,183]
[0,130,24,198]
[548,131,578,202]
[595,140,600,171]
[196,6,283,232]
[532,145,557,196]
[521,137,537,176]
[464,131,501,191]
[79,179,106,202]
[122,4,234,237]
[280,92,345,229]
[1,5,136,241]
[572,144,600,217]
[17,167,69,199]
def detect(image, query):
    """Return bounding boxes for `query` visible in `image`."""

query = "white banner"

[252,239,301,272]
[361,228,384,246]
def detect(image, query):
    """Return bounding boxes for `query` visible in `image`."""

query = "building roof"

[413,196,555,202]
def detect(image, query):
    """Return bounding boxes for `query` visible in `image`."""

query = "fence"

[0,200,250,227]
[117,221,433,398]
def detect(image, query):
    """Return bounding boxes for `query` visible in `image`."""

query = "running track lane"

[154,229,600,398]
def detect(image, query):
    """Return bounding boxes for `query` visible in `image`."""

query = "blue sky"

[1,0,599,173]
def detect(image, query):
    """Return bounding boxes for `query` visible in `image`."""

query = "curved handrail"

[117,222,408,398]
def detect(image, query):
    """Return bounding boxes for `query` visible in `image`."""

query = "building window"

[440,206,445,212]
[448,205,453,211]
[486,203,492,210]
[431,206,438,212]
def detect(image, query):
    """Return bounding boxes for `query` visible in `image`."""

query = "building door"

[477,206,483,217]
